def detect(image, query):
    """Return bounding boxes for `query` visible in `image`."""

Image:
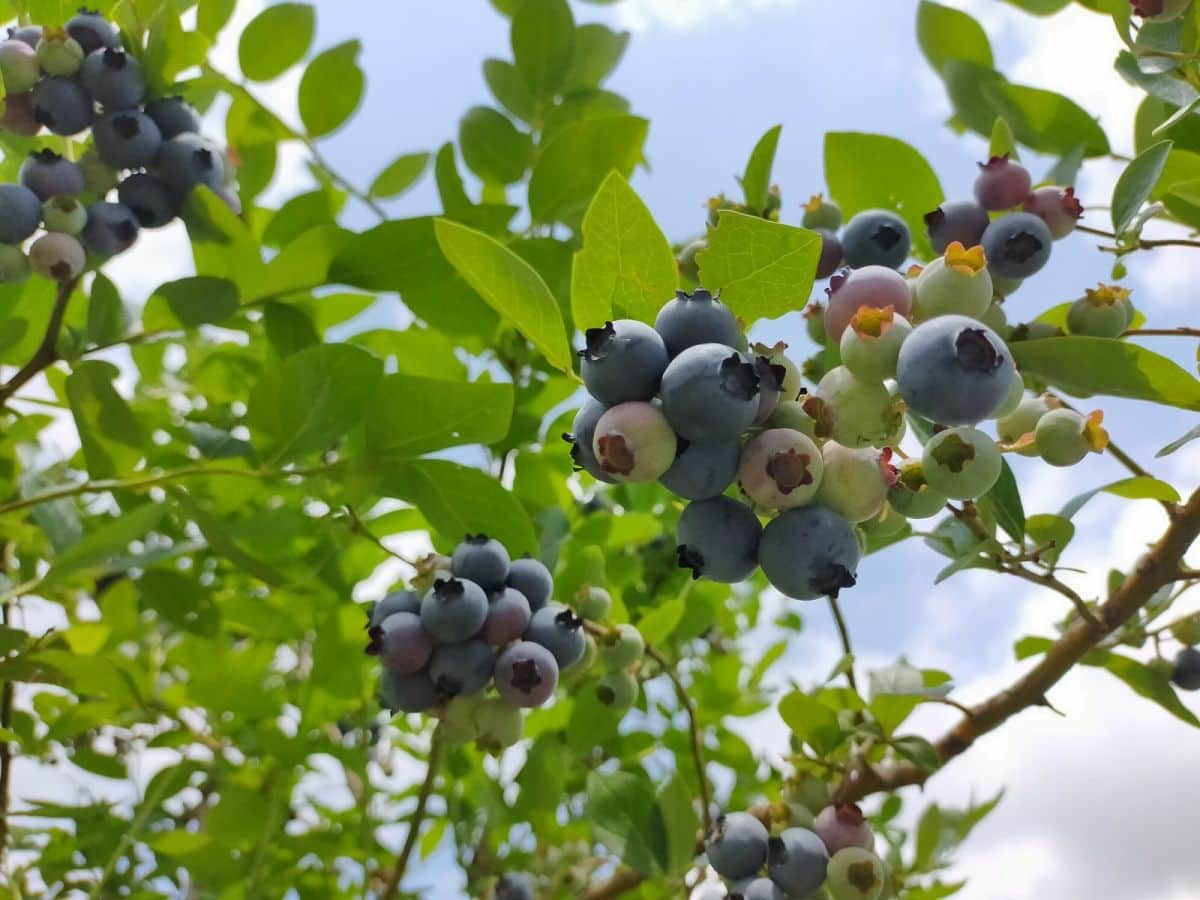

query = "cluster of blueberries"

[707,802,885,900]
[0,9,232,284]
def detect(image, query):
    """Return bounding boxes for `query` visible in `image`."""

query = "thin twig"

[580,867,647,900]
[341,506,419,567]
[1002,563,1101,628]
[643,642,712,834]
[1123,327,1200,338]
[827,597,858,693]
[1076,223,1200,249]
[379,722,445,900]
[0,599,13,865]
[0,278,78,411]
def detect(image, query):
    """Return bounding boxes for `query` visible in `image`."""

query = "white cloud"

[615,0,799,31]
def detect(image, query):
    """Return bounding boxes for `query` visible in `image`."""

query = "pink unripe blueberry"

[592,401,678,482]
[1024,186,1083,239]
[739,427,824,509]
[814,803,874,856]
[815,442,895,523]
[973,155,1032,211]
[824,266,912,342]
[0,39,40,93]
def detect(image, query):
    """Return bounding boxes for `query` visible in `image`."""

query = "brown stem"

[341,506,419,567]
[379,722,444,900]
[827,597,858,693]
[1076,223,1200,249]
[1123,327,1200,338]
[1001,563,1101,628]
[836,485,1200,803]
[0,278,78,411]
[0,600,12,865]
[580,867,647,900]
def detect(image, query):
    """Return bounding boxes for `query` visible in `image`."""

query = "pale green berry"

[805,302,829,346]
[29,232,86,282]
[826,847,886,900]
[810,365,904,449]
[859,502,907,537]
[596,669,639,710]
[474,697,524,752]
[78,150,119,198]
[912,242,992,321]
[767,399,817,437]
[1034,408,1109,467]
[441,694,483,745]
[599,623,644,669]
[979,300,1007,334]
[36,32,85,76]
[839,305,912,382]
[887,461,946,519]
[42,195,88,234]
[992,368,1025,419]
[922,427,1002,500]
[678,238,704,283]
[816,442,894,523]
[1066,284,1133,338]
[1170,613,1200,646]
[997,394,1053,456]
[577,585,613,622]
[0,243,31,284]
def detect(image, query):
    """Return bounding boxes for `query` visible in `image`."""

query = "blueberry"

[451,534,510,591]
[505,555,553,613]
[598,623,644,669]
[366,611,434,676]
[28,232,86,282]
[654,288,742,358]
[676,496,761,583]
[67,9,122,55]
[495,872,536,900]
[803,193,843,231]
[579,318,669,404]
[660,343,760,444]
[420,577,489,643]
[595,669,639,710]
[6,25,42,49]
[81,202,140,258]
[911,243,993,322]
[37,32,85,77]
[841,209,911,269]
[980,300,1008,334]
[981,212,1053,280]
[484,586,532,646]
[660,437,741,500]
[0,244,30,284]
[380,668,438,714]
[1172,647,1200,690]
[922,427,1002,500]
[1024,185,1082,239]
[93,110,163,169]
[31,76,95,136]
[156,133,227,201]
[565,397,615,483]
[117,173,180,228]
[823,266,912,343]
[474,697,524,751]
[706,811,769,880]
[809,365,903,449]
[814,803,874,856]
[727,877,786,900]
[0,184,44,244]
[924,200,990,255]
[678,238,705,282]
[19,149,85,201]
[495,640,559,707]
[753,341,804,402]
[739,428,823,509]
[1169,613,1200,647]
[896,315,1015,425]
[144,95,202,139]
[1,91,41,136]
[367,589,421,629]
[80,47,146,108]
[767,399,817,438]
[592,401,678,482]
[752,354,787,424]
[888,462,946,519]
[0,38,41,93]
[993,367,1025,420]
[840,307,911,382]
[805,301,829,345]
[1034,408,1108,467]
[429,639,495,698]
[826,847,886,900]
[78,150,119,195]
[1066,284,1133,337]
[974,155,1032,211]
[767,827,829,897]
[815,228,844,279]
[577,585,613,621]
[524,603,586,668]
[759,505,859,600]
[815,442,893,524]
[992,275,1023,299]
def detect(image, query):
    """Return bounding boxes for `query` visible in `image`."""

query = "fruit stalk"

[0,276,78,411]
[379,721,446,900]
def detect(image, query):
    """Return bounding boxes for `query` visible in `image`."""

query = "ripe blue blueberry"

[380,669,438,714]
[565,397,615,483]
[824,266,912,342]
[484,586,532,646]
[451,534,510,591]
[420,577,489,643]
[156,133,227,201]
[924,200,990,255]
[82,202,140,258]
[981,212,1053,280]
[495,873,536,900]
[495,640,559,707]
[706,811,769,880]
[19,149,85,201]
[367,589,421,629]
[6,25,42,49]
[505,555,553,613]
[758,505,860,600]
[654,288,741,357]
[767,828,830,897]
[32,76,94,135]
[0,184,44,244]
[429,638,495,698]
[80,47,146,108]
[524,603,586,668]
[659,437,741,500]
[816,228,844,279]
[592,401,678,482]
[660,343,761,444]
[896,315,1015,425]
[840,209,911,270]
[728,878,786,900]
[117,173,180,228]
[366,611,434,676]
[579,318,669,404]
[93,110,163,170]
[1171,647,1200,691]
[67,9,122,54]
[676,496,761,583]
[144,95,202,139]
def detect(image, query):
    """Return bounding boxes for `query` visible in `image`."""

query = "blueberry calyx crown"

[579,321,617,361]
[553,608,583,633]
[432,577,465,601]
[1060,186,1083,219]
[1002,227,1045,263]
[596,434,635,475]
[977,154,1012,171]
[718,352,760,401]
[30,148,64,164]
[869,223,904,251]
[113,114,142,139]
[676,544,705,580]
[834,801,866,826]
[562,432,586,471]
[826,269,850,297]
[953,327,1003,374]
[923,206,946,231]
[753,356,786,392]
[510,657,546,694]
[678,287,720,305]
[101,48,129,69]
[766,448,814,494]
[810,562,857,599]
[462,532,492,545]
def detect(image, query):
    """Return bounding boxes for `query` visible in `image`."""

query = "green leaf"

[434,218,572,373]
[740,124,782,213]
[989,116,1019,159]
[1025,513,1074,565]
[824,132,944,259]
[49,504,166,582]
[66,361,143,479]
[238,2,314,81]
[183,188,267,293]
[563,23,629,91]
[1001,0,1071,11]
[86,274,124,345]
[365,375,514,457]
[1010,337,1200,410]
[637,596,684,646]
[298,40,364,138]
[778,690,844,755]
[982,81,1110,157]
[528,115,649,229]
[656,773,701,876]
[142,276,239,331]
[483,58,537,122]
[978,459,1024,541]
[892,735,943,773]
[248,343,383,463]
[697,212,821,324]
[916,1,994,73]
[586,769,667,876]
[368,152,430,199]
[570,171,678,328]
[459,106,533,185]
[1112,140,1173,234]
[1088,650,1200,727]
[511,0,575,100]
[381,459,537,556]
[1156,423,1200,457]
[1059,475,1181,520]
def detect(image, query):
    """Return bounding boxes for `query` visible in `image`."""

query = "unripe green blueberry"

[767,399,817,437]
[29,232,86,282]
[678,238,705,283]
[599,623,644,669]
[979,300,1008,334]
[996,394,1054,455]
[887,461,947,519]
[840,305,912,382]
[781,775,830,813]
[1066,284,1133,338]
[577,585,613,622]
[592,401,677,482]
[803,193,843,231]
[911,242,993,322]
[1034,408,1109,467]
[596,669,639,710]
[1171,613,1200,647]
[826,847,886,900]
[752,341,804,401]
[78,150,119,198]
[474,697,524,752]
[805,302,829,345]
[0,243,31,284]
[859,502,907,537]
[441,694,483,745]
[991,275,1023,299]
[922,427,1002,500]
[809,366,905,449]
[43,195,88,234]
[739,427,824,509]
[569,633,598,676]
[816,442,894,523]
[36,30,85,76]
[992,368,1025,419]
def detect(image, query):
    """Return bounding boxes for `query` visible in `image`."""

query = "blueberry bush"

[1,0,1199,897]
